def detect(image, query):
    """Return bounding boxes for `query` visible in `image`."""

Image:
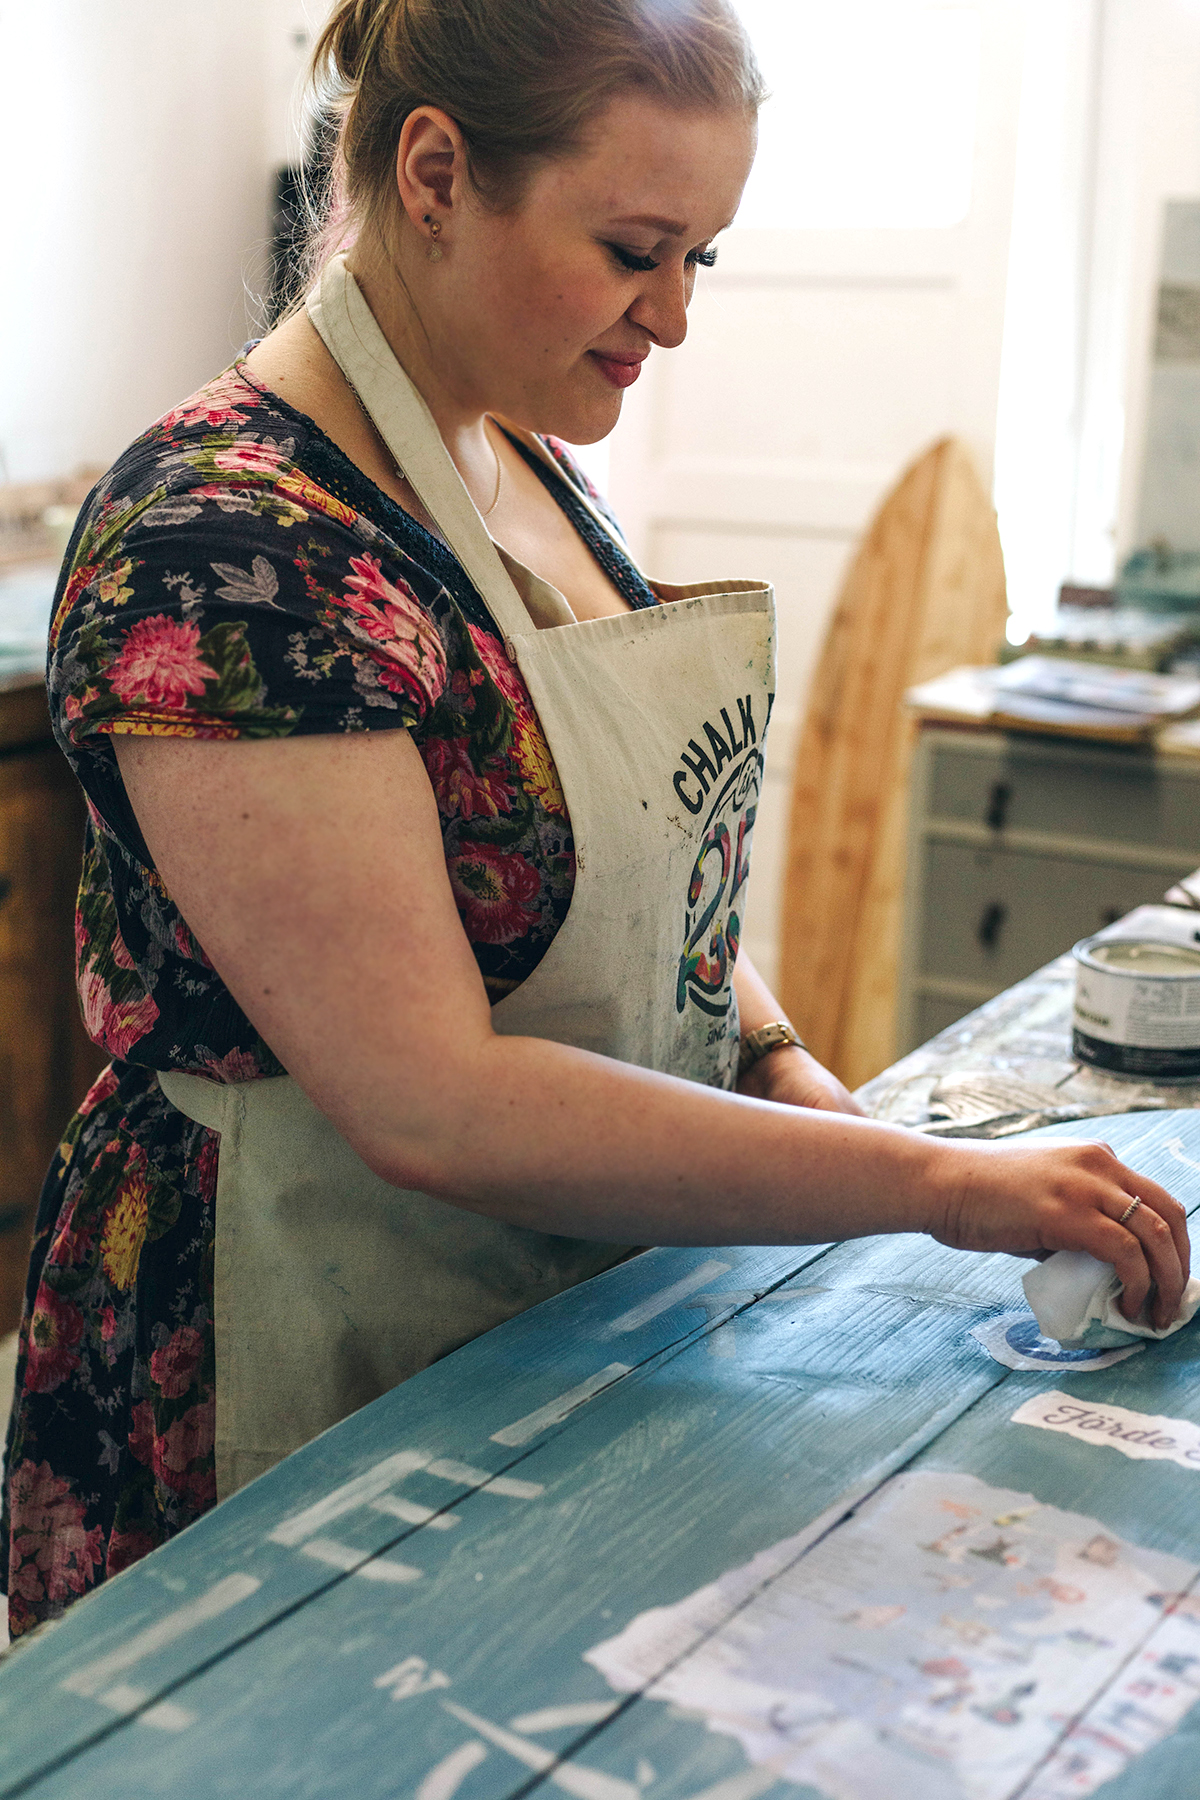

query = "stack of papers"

[1023,607,1200,670]
[907,657,1200,741]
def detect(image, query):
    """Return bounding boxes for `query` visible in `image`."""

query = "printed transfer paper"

[1011,1389,1200,1470]
[970,1313,1143,1373]
[585,1471,1200,1800]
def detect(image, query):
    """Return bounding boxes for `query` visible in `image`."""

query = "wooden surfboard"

[779,437,1008,1088]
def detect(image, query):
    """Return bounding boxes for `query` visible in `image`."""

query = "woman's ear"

[395,106,466,224]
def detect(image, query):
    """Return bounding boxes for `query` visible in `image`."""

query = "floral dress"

[1,362,655,1639]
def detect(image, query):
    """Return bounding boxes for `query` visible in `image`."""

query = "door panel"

[657,287,959,466]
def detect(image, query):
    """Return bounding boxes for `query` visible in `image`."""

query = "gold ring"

[1119,1196,1142,1227]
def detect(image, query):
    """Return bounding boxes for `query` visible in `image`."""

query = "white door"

[606,0,1028,993]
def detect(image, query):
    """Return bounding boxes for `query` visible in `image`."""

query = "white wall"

[996,0,1200,639]
[0,0,322,486]
[1107,0,1200,561]
[992,0,1103,636]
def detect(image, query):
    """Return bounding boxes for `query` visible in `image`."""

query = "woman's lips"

[589,351,646,389]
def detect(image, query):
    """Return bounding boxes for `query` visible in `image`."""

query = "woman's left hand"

[738,1045,865,1115]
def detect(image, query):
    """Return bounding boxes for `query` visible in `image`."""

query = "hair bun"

[297,0,762,316]
[321,0,392,87]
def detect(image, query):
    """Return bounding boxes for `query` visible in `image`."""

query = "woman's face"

[412,93,757,441]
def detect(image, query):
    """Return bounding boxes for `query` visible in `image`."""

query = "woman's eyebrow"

[609,212,688,236]
[608,212,735,241]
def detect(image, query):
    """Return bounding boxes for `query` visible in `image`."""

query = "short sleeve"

[50,467,450,749]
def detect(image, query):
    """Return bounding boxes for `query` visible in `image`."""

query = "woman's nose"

[631,268,690,350]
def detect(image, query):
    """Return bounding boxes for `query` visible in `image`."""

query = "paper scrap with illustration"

[585,1471,1200,1800]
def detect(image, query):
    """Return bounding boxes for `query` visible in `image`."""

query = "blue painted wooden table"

[5,1107,1200,1800]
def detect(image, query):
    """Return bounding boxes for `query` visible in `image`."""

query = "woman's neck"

[345,241,500,511]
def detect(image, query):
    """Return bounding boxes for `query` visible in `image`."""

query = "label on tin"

[1073,1028,1200,1078]
[1074,956,1200,1048]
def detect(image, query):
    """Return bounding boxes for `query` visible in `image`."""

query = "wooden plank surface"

[0,1244,831,1793]
[5,1112,1200,1799]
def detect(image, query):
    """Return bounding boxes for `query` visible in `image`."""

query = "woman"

[3,0,1187,1640]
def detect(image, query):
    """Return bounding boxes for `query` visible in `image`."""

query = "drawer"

[926,740,1200,851]
[914,989,981,1043]
[918,842,1199,989]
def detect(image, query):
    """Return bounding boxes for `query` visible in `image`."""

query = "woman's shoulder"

[48,364,485,754]
[71,362,413,562]
[57,361,508,642]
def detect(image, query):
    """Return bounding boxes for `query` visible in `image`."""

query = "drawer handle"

[984,782,1012,831]
[0,875,10,909]
[977,901,1006,950]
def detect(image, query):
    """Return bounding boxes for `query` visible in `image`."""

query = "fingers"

[1118,1194,1187,1328]
[1079,1215,1155,1323]
[1055,1145,1189,1325]
[1071,1185,1188,1329]
[1116,1167,1190,1285]
[1071,1208,1179,1327]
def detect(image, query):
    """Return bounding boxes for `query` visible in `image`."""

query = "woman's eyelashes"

[605,243,719,273]
[606,244,659,272]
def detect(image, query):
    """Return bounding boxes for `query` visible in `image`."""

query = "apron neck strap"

[306,253,533,650]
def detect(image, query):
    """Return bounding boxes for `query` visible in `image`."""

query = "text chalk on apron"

[158,255,776,1501]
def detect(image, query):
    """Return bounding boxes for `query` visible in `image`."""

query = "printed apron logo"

[672,696,764,1017]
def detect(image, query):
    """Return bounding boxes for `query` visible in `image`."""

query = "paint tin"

[1072,935,1200,1078]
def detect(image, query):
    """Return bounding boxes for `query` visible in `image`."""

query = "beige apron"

[159,255,776,1500]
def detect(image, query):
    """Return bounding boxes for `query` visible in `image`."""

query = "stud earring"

[426,219,443,262]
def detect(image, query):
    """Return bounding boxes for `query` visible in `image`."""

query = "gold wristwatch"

[737,1020,807,1077]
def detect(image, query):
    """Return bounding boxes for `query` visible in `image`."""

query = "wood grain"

[779,438,1008,1089]
[0,1242,832,1794]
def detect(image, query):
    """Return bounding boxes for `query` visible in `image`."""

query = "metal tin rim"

[1071,934,1200,979]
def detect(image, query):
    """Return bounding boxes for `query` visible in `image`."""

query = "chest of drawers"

[898,724,1200,1051]
[0,675,104,1333]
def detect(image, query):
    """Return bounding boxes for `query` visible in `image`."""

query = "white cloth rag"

[1023,1252,1200,1349]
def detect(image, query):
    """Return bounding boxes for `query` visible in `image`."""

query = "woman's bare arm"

[112,730,1190,1326]
[732,950,864,1115]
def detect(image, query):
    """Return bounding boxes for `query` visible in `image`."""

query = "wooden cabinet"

[0,678,105,1334]
[898,726,1200,1054]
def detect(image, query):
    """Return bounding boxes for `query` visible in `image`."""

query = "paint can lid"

[1074,936,1200,977]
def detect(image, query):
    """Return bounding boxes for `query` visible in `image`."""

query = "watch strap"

[738,1020,807,1077]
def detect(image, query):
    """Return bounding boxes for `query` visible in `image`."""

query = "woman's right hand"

[923,1136,1190,1329]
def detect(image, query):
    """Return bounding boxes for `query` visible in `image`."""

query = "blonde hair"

[303,0,763,271]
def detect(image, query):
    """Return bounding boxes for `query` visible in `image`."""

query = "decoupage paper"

[584,1471,1200,1800]
[971,1313,1144,1373]
[1011,1390,1200,1471]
